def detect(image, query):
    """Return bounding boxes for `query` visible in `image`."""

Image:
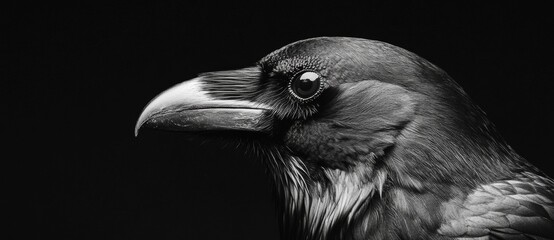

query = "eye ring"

[288,70,324,102]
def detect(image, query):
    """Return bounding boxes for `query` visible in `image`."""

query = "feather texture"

[439,172,554,239]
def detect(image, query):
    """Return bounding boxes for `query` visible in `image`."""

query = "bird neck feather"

[269,155,386,240]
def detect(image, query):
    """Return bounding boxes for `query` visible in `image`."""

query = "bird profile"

[135,37,554,240]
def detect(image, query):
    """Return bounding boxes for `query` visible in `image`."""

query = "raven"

[135,37,554,239]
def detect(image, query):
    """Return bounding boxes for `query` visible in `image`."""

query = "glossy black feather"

[439,172,554,239]
[254,37,554,239]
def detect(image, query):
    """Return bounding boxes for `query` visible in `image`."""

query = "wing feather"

[438,172,554,239]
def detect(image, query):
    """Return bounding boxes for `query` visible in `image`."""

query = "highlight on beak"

[135,76,272,136]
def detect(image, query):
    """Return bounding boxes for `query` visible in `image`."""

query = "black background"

[6,1,554,239]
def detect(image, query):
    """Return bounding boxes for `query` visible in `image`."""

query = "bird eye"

[289,71,323,100]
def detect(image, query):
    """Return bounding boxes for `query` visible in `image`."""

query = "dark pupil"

[292,72,320,98]
[298,79,315,91]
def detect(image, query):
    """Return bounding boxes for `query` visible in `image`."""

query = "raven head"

[136,37,521,239]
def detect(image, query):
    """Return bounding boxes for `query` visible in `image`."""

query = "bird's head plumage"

[135,37,526,239]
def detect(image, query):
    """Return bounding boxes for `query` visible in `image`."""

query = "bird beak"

[135,67,272,136]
